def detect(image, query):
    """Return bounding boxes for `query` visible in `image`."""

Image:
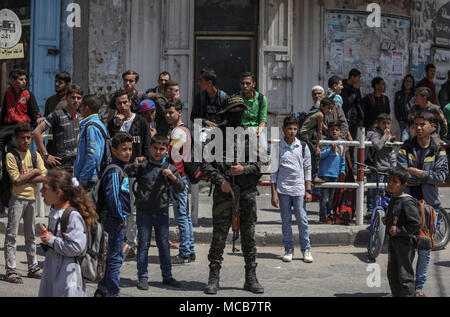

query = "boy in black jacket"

[126,134,185,291]
[383,166,421,297]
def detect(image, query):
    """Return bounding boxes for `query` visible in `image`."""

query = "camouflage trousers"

[208,188,258,265]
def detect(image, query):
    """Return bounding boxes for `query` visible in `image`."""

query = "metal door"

[161,0,195,125]
[259,0,293,114]
[30,0,61,114]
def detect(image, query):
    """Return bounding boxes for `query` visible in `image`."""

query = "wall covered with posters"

[324,10,411,112]
[410,0,450,87]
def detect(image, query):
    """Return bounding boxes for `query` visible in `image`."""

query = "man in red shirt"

[0,69,40,156]
[416,64,437,105]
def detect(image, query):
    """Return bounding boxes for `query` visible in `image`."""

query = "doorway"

[194,0,258,95]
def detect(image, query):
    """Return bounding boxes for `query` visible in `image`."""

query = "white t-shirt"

[118,114,136,133]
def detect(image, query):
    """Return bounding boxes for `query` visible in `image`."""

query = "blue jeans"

[415,248,431,291]
[319,176,337,218]
[278,194,311,253]
[172,175,195,258]
[136,211,172,280]
[97,217,126,297]
[367,173,389,212]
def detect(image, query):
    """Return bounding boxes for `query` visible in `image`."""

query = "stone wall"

[88,0,130,110]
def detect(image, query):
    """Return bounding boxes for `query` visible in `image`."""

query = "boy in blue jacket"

[126,134,185,291]
[74,95,107,191]
[318,121,346,223]
[95,132,133,297]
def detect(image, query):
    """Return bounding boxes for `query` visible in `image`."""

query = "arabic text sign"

[0,43,24,60]
[0,9,22,49]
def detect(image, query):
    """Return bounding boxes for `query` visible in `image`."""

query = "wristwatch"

[43,153,50,161]
[306,190,312,194]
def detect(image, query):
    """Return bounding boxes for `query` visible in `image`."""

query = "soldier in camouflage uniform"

[202,95,264,295]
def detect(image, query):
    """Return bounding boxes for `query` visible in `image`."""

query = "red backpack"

[331,152,356,225]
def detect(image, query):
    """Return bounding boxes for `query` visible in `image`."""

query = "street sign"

[0,9,22,49]
[0,43,24,60]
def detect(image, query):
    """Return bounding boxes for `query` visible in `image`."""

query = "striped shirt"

[45,109,80,168]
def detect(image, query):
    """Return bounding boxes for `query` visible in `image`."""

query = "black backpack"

[0,150,37,207]
[60,207,108,283]
[84,122,112,177]
[88,164,126,222]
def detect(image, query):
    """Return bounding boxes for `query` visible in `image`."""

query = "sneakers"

[137,279,149,290]
[172,254,190,264]
[282,252,293,262]
[302,249,314,263]
[190,253,196,262]
[163,277,182,288]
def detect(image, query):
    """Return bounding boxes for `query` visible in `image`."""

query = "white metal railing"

[314,127,401,225]
[189,127,401,227]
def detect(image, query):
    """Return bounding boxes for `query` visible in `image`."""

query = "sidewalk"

[0,184,370,248]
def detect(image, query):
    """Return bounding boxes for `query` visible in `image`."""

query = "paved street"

[0,234,448,297]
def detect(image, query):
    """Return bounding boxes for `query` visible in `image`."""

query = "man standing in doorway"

[191,69,228,143]
[239,72,268,153]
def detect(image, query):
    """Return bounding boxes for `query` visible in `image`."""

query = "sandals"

[6,273,23,284]
[414,290,427,297]
[27,268,42,279]
[169,240,179,250]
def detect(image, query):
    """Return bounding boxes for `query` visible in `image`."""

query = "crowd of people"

[0,62,448,297]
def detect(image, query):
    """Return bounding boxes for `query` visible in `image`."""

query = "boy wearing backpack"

[397,110,449,297]
[94,133,133,297]
[271,116,314,263]
[126,134,185,291]
[298,98,334,183]
[4,122,47,284]
[383,166,421,297]
[74,95,108,191]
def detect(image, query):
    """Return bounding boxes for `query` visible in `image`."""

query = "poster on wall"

[432,46,450,95]
[324,10,411,114]
[433,1,450,47]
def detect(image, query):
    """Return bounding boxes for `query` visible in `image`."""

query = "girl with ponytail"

[38,168,97,297]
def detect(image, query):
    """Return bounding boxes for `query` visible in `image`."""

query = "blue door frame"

[30,0,61,115]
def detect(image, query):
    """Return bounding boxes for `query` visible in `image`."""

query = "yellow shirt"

[6,150,47,201]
